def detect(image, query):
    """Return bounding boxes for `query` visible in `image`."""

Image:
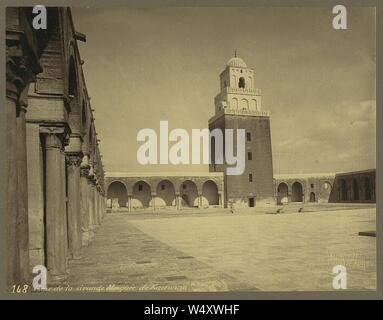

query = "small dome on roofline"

[226,56,247,68]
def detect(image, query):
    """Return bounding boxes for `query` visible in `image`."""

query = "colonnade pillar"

[127,194,132,212]
[198,193,203,209]
[6,39,40,287]
[16,101,30,283]
[41,127,69,283]
[87,171,96,241]
[152,193,157,211]
[66,153,83,259]
[95,188,100,223]
[6,76,21,288]
[80,157,90,246]
[93,182,100,226]
[219,192,223,207]
[176,193,181,210]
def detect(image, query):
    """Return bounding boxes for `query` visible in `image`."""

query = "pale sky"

[72,6,376,174]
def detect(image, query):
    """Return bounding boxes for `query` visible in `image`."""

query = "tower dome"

[226,56,247,68]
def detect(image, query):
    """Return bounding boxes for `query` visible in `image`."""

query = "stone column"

[99,190,103,221]
[176,193,181,210]
[97,187,102,224]
[94,183,100,226]
[41,127,68,283]
[152,193,157,211]
[61,148,69,270]
[99,192,104,218]
[80,157,90,246]
[95,189,99,224]
[6,54,38,287]
[16,102,30,283]
[100,191,105,220]
[87,175,95,241]
[198,193,203,209]
[66,153,83,260]
[26,123,45,267]
[128,194,132,212]
[100,194,104,219]
[102,194,106,217]
[6,70,20,288]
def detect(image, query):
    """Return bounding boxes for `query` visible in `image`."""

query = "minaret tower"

[209,53,274,208]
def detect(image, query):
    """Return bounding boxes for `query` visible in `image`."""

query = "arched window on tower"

[238,77,246,88]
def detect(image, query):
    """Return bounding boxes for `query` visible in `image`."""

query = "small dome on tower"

[226,56,247,68]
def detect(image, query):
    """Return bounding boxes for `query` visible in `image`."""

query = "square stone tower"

[209,54,275,208]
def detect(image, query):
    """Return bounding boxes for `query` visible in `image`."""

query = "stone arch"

[291,181,303,202]
[156,180,176,207]
[277,182,288,204]
[309,192,316,202]
[231,97,238,109]
[107,181,128,208]
[340,179,347,201]
[250,99,257,111]
[202,180,219,206]
[240,98,249,110]
[67,53,82,141]
[132,180,151,208]
[180,180,198,207]
[352,178,359,201]
[68,55,78,99]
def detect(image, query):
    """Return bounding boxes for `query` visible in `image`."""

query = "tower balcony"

[222,107,269,117]
[214,87,261,105]
[209,107,270,123]
[225,87,261,95]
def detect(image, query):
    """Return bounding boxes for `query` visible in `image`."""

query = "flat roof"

[335,168,376,176]
[105,172,224,178]
[274,173,336,179]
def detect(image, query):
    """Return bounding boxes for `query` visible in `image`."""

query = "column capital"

[66,153,83,168]
[80,166,90,178]
[40,125,70,150]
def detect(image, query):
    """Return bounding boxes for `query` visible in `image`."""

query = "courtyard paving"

[68,204,376,292]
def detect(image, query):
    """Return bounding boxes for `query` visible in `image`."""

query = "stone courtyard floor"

[68,203,376,292]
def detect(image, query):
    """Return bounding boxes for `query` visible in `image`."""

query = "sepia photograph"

[2,0,379,301]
